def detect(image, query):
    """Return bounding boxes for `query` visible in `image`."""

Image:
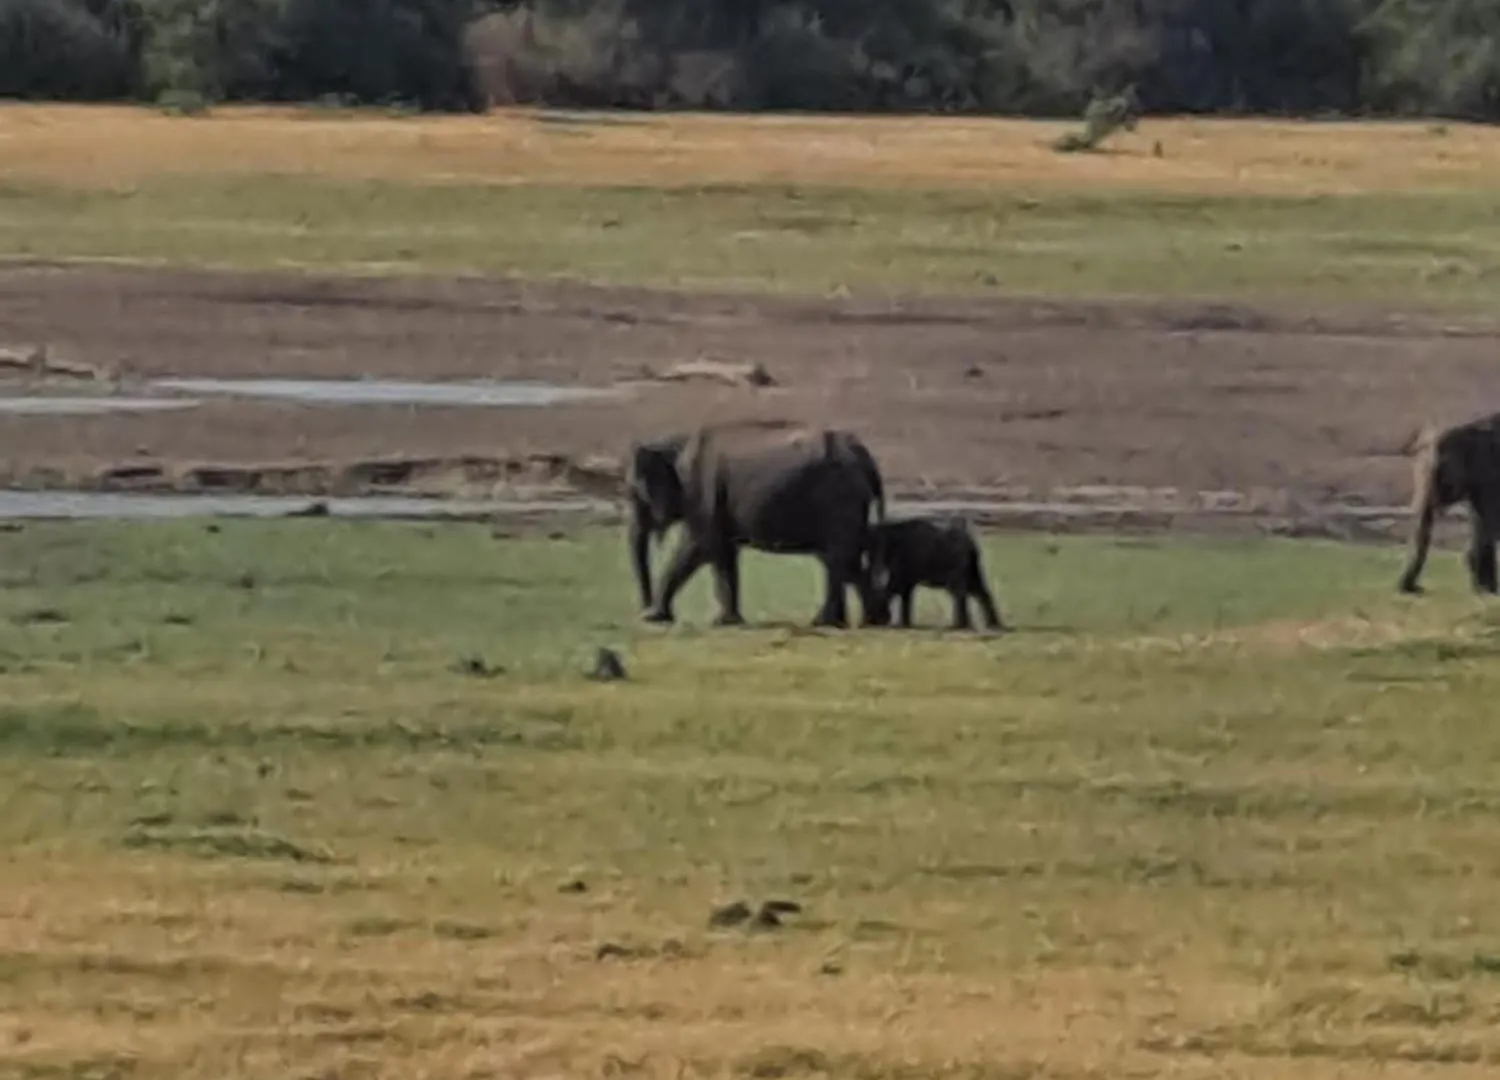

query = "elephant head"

[624,436,687,610]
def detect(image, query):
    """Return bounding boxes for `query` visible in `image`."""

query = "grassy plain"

[1,104,1500,305]
[2,519,1500,1077]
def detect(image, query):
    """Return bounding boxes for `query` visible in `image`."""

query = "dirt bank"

[2,261,1496,538]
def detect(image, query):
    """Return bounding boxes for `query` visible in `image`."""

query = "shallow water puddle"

[0,492,615,520]
[146,378,625,407]
[0,397,201,415]
[0,491,1412,523]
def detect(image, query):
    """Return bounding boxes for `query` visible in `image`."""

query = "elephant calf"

[864,516,1006,631]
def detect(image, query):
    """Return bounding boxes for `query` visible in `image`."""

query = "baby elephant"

[864,516,1006,631]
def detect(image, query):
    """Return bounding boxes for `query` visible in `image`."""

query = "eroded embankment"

[0,455,1440,545]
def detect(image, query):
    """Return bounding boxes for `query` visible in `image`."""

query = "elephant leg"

[853,555,881,628]
[897,588,915,628]
[1469,507,1499,595]
[968,559,1005,630]
[949,584,973,631]
[812,542,859,629]
[711,546,745,626]
[644,533,709,623]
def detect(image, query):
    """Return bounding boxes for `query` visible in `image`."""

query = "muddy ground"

[3,261,1499,539]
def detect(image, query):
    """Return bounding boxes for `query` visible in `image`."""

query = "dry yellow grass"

[1,102,1497,194]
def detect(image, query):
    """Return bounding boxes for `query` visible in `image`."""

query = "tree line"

[2,0,1497,120]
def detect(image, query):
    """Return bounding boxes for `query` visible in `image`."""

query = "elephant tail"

[838,434,885,525]
[1407,422,1439,512]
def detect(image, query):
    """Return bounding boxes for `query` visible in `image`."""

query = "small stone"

[453,655,504,679]
[708,900,752,928]
[588,647,627,682]
[558,878,587,894]
[594,942,631,961]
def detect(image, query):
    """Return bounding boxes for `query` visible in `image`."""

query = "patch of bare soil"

[2,261,1499,537]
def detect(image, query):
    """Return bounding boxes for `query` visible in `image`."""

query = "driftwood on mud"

[640,358,777,388]
[0,344,113,382]
[81,451,629,499]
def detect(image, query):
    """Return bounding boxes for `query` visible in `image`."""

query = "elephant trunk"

[628,500,655,610]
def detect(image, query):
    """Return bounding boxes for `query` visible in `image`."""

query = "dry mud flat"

[2,261,1498,537]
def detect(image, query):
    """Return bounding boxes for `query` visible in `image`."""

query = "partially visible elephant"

[1398,412,1500,595]
[864,515,1006,631]
[624,421,887,627]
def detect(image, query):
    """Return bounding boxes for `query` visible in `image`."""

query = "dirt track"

[2,261,1499,536]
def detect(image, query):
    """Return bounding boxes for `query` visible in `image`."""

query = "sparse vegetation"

[1,107,1499,308]
[0,518,1498,1077]
[1052,88,1142,153]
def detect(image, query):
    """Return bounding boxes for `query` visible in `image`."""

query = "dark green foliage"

[0,0,484,110]
[275,0,486,111]
[1362,0,1500,119]
[0,0,141,99]
[3,0,1500,118]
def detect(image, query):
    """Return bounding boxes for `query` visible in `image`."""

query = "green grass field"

[3,519,1500,1078]
[4,179,1500,307]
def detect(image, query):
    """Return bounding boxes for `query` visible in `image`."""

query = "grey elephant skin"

[864,516,1006,631]
[1398,412,1500,595]
[624,421,887,627]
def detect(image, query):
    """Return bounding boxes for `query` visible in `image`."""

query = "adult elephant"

[1398,413,1500,595]
[624,421,887,627]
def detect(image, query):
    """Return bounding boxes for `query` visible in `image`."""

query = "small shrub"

[156,87,211,115]
[1052,87,1142,153]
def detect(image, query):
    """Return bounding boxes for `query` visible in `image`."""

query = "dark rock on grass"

[12,607,67,626]
[753,900,804,929]
[286,499,331,518]
[709,900,753,928]
[453,655,504,679]
[588,647,627,681]
[711,898,805,930]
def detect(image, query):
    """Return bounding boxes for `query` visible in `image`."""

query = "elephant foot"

[713,611,746,627]
[811,610,849,630]
[1397,580,1423,595]
[641,607,675,625]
